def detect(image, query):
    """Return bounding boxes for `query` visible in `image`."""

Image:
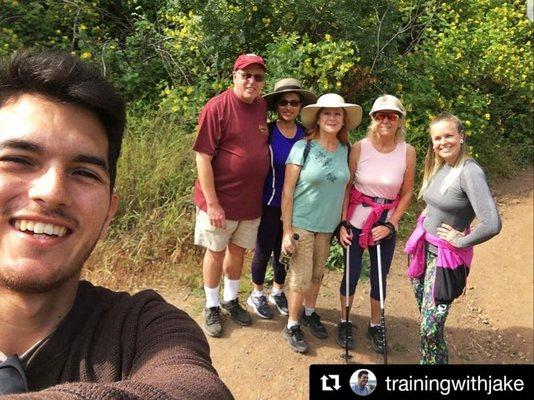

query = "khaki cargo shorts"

[286,227,332,292]
[194,207,260,252]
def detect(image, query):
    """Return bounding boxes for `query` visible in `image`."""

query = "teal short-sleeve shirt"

[286,139,350,233]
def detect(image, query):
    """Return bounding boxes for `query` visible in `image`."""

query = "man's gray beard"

[0,238,98,294]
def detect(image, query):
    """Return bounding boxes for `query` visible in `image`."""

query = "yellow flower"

[252,5,257,11]
[325,34,332,42]
[80,51,92,60]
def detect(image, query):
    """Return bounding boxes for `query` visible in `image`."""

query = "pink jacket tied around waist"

[347,188,399,249]
[404,215,473,279]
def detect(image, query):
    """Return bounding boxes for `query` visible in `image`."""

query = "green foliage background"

[1,0,532,276]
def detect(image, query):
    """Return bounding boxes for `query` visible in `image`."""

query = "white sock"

[252,289,264,298]
[223,277,240,302]
[370,322,381,327]
[271,287,283,296]
[204,286,220,308]
[340,319,347,323]
[304,306,315,316]
[287,320,299,329]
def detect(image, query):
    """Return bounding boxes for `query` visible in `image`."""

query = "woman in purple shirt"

[247,79,317,319]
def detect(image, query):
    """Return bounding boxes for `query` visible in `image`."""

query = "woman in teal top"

[280,93,362,353]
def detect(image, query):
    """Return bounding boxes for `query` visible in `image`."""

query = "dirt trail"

[163,168,533,400]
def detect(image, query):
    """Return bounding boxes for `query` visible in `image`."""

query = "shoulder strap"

[302,139,312,166]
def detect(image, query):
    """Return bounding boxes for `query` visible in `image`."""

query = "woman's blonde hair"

[419,113,469,198]
[305,107,350,146]
[366,95,406,142]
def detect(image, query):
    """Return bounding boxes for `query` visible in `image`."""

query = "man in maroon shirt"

[193,54,269,337]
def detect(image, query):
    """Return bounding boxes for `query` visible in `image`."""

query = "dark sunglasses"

[373,112,401,121]
[235,71,266,82]
[0,355,28,394]
[277,99,301,107]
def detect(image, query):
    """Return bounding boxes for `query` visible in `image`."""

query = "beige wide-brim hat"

[369,94,406,118]
[300,93,362,130]
[263,78,318,110]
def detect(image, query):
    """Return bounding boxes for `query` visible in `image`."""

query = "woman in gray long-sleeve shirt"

[411,113,501,364]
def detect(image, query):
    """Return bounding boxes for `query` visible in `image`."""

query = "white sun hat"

[300,93,362,130]
[369,94,406,118]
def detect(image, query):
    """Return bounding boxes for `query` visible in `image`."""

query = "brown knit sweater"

[0,281,233,400]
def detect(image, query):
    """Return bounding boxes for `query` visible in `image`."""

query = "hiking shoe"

[300,311,328,339]
[336,321,355,349]
[268,292,289,316]
[367,324,386,354]
[204,307,223,338]
[220,299,252,326]
[283,325,308,353]
[247,294,274,319]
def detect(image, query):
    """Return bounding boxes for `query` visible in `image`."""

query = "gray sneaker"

[204,307,223,337]
[268,292,288,316]
[247,294,274,319]
[283,325,308,353]
[300,311,328,339]
[220,298,252,326]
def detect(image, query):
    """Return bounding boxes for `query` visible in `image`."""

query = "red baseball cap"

[233,53,266,71]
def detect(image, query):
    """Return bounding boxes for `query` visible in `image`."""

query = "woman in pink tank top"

[336,95,416,354]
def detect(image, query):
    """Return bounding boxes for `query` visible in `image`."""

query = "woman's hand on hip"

[436,223,464,246]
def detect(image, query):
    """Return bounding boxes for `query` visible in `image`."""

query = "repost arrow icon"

[321,375,333,391]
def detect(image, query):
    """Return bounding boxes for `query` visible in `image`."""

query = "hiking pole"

[376,241,388,364]
[340,227,353,363]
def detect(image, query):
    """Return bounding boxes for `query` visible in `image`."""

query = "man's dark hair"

[0,49,126,189]
[358,370,369,378]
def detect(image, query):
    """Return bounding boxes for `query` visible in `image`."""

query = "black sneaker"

[336,321,355,349]
[220,298,252,326]
[268,292,288,316]
[283,325,308,353]
[367,324,386,354]
[204,307,223,337]
[300,311,328,339]
[247,294,274,319]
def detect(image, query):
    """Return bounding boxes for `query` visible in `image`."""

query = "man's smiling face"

[0,94,118,293]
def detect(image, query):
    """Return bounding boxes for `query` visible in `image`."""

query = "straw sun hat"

[300,93,362,130]
[263,78,318,110]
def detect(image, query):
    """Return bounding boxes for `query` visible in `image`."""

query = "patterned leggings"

[411,251,452,364]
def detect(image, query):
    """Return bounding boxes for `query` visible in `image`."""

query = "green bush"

[2,0,532,286]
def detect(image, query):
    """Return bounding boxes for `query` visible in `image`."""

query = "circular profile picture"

[349,369,377,396]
